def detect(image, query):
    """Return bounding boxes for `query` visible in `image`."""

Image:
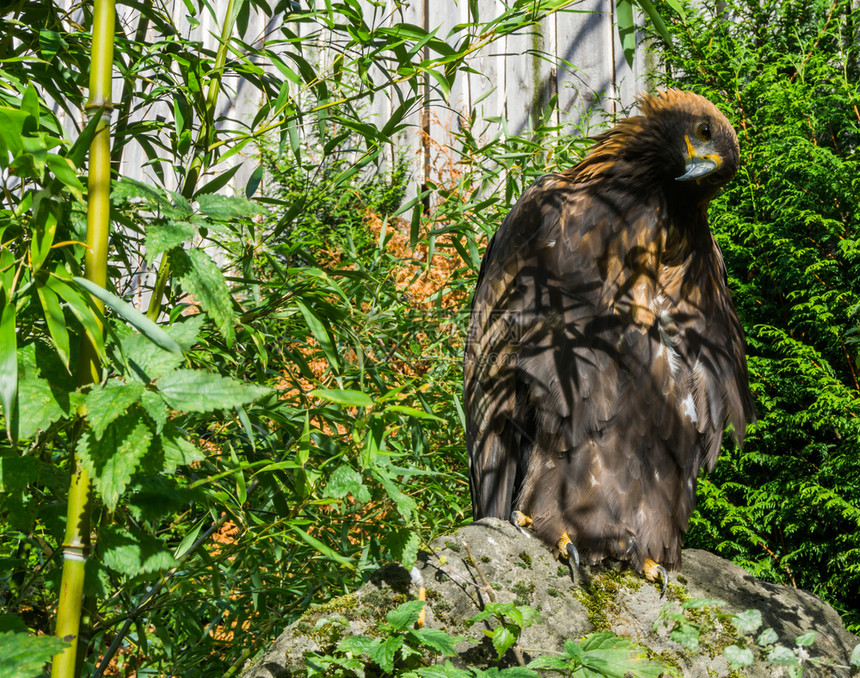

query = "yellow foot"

[511,510,532,529]
[557,532,580,568]
[643,558,669,597]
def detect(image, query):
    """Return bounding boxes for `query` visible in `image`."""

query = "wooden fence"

[108,0,653,199]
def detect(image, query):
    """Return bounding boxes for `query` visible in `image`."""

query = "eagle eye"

[696,122,712,142]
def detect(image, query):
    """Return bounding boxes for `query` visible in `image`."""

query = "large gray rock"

[242,518,859,677]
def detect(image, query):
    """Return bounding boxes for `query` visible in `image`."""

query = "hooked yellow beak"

[676,134,722,181]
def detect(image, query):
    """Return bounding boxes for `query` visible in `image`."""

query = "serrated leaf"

[414,661,471,678]
[849,643,860,666]
[157,369,270,412]
[140,389,168,433]
[724,644,754,667]
[488,624,516,659]
[0,631,68,678]
[195,193,263,220]
[325,465,369,501]
[732,609,762,634]
[369,635,403,673]
[161,433,204,473]
[85,380,145,439]
[310,388,373,408]
[100,525,178,576]
[386,600,426,631]
[337,635,378,655]
[77,412,153,509]
[409,627,460,655]
[757,627,778,645]
[389,528,420,569]
[16,370,69,440]
[0,453,39,493]
[373,468,416,521]
[172,248,236,347]
[145,221,195,264]
[576,632,668,677]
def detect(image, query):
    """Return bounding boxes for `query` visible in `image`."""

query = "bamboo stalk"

[51,0,115,674]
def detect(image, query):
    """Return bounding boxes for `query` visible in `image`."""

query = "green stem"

[52,0,114,675]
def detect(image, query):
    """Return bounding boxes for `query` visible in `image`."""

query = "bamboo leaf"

[73,276,183,355]
[616,0,636,67]
[0,297,17,439]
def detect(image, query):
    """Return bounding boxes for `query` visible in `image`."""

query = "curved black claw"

[510,511,532,537]
[565,542,580,569]
[656,565,669,598]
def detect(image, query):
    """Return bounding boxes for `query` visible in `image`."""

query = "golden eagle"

[464,90,755,583]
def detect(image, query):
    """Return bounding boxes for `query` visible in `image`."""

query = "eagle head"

[571,90,740,204]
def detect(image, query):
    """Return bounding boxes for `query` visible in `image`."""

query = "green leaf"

[195,193,263,220]
[373,467,416,521]
[488,624,516,659]
[576,632,668,677]
[384,405,444,422]
[724,644,754,668]
[369,635,403,673]
[46,275,105,361]
[145,221,196,264]
[36,284,70,367]
[616,0,636,67]
[193,163,242,196]
[757,627,779,645]
[413,662,471,678]
[636,0,671,44]
[46,153,84,202]
[732,609,762,634]
[100,525,178,576]
[77,412,153,509]
[0,631,68,678]
[768,644,799,664]
[849,643,860,666]
[16,369,69,440]
[161,432,205,472]
[408,627,460,656]
[310,388,373,408]
[389,528,420,569]
[157,369,270,412]
[795,631,816,646]
[289,525,355,568]
[172,248,236,347]
[386,600,426,631]
[670,623,699,652]
[325,465,370,502]
[295,299,339,372]
[0,453,39,494]
[0,297,17,439]
[85,380,145,439]
[73,277,182,355]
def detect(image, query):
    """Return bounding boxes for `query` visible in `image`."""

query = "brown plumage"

[464,90,755,572]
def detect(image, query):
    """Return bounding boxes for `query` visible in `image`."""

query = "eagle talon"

[565,542,580,569]
[511,511,533,536]
[643,558,669,597]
